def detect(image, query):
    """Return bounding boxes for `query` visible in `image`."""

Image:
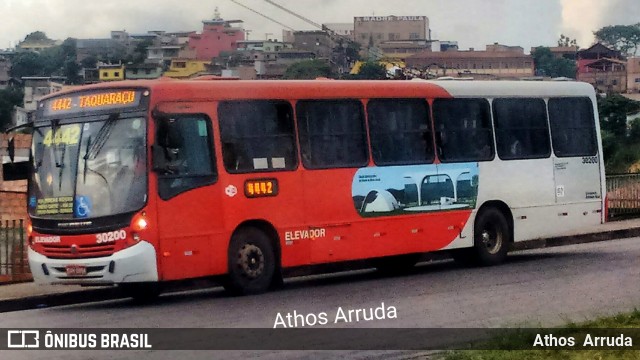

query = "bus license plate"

[65,265,87,276]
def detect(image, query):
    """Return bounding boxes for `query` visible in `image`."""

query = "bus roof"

[43,78,596,102]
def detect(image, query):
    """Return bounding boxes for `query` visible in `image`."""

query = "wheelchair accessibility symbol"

[74,196,92,218]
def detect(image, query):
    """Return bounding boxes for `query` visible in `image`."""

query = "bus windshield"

[28,117,147,219]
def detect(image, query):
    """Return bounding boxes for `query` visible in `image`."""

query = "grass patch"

[438,309,640,360]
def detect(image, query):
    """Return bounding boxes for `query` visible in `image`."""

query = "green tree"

[23,31,50,42]
[594,23,640,56]
[557,34,579,48]
[9,51,45,78]
[81,55,98,69]
[531,47,577,78]
[598,94,638,137]
[349,61,387,80]
[283,59,333,79]
[126,39,153,65]
[63,59,82,84]
[0,87,24,131]
[598,94,640,172]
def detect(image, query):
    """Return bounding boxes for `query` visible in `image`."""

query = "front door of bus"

[153,103,224,281]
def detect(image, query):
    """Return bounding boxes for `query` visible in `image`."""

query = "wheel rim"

[237,244,265,279]
[480,223,502,255]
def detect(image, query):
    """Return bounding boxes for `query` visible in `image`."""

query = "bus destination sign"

[42,90,143,116]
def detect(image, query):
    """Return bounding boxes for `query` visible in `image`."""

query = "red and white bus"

[5,78,605,298]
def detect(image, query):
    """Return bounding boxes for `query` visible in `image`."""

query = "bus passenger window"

[297,99,368,169]
[218,100,297,173]
[433,98,493,162]
[493,98,550,160]
[368,99,434,165]
[155,117,217,200]
[548,97,597,157]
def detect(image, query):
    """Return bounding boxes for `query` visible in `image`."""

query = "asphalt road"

[2,237,640,359]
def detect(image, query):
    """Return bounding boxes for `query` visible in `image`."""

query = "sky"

[1,0,638,53]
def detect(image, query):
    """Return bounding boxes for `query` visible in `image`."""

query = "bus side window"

[367,98,434,165]
[548,97,597,157]
[154,116,217,200]
[493,98,550,160]
[297,99,368,169]
[218,100,297,173]
[433,98,493,162]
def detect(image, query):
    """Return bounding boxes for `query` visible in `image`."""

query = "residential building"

[577,43,626,93]
[379,40,458,60]
[354,15,430,49]
[125,63,163,80]
[187,16,245,61]
[291,31,335,60]
[162,59,212,78]
[237,39,289,53]
[221,66,257,80]
[16,38,59,53]
[21,77,64,112]
[83,68,100,84]
[147,45,182,67]
[254,50,316,79]
[406,43,534,79]
[11,77,64,127]
[323,23,355,40]
[628,57,640,93]
[98,64,125,81]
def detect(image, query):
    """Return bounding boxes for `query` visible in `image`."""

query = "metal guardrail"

[606,173,640,219]
[0,219,31,283]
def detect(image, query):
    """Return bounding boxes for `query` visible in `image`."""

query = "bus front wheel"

[224,227,276,295]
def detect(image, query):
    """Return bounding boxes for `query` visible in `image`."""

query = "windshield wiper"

[57,142,66,191]
[86,114,118,160]
[83,136,91,184]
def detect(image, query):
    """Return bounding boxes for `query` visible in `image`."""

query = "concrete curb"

[512,226,640,251]
[1,224,640,313]
[0,287,123,313]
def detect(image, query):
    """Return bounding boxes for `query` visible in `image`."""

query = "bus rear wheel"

[472,207,510,266]
[224,227,276,295]
[453,207,510,266]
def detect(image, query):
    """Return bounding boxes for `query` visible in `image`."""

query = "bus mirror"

[151,144,167,173]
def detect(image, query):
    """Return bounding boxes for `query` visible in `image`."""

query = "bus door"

[152,103,224,281]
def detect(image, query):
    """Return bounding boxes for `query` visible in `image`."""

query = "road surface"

[1,237,639,359]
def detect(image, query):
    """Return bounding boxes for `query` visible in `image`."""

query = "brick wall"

[0,192,27,222]
[0,134,31,282]
[1,133,31,221]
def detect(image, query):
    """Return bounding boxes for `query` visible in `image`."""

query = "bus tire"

[470,207,510,266]
[119,282,162,303]
[224,227,276,295]
[373,254,420,275]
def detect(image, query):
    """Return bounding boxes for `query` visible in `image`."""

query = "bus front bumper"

[28,241,159,285]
